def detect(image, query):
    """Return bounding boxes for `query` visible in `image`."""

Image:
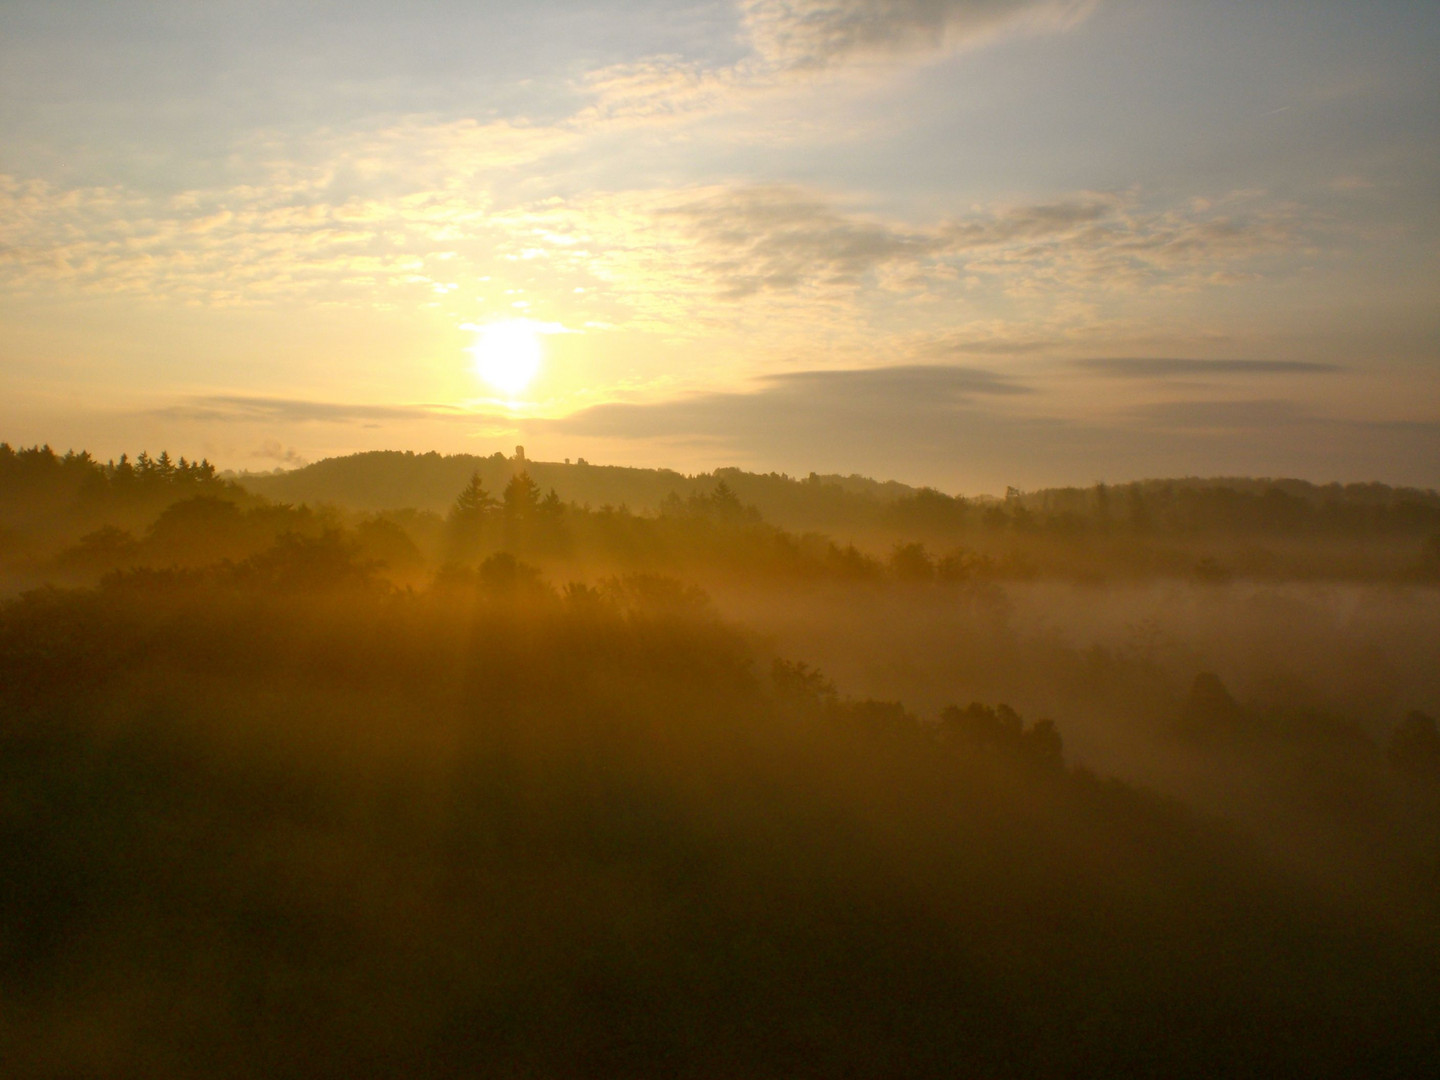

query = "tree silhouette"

[477,551,545,596]
[500,470,543,551]
[452,471,497,518]
[502,470,541,519]
[447,471,496,559]
[710,479,742,520]
[889,541,935,582]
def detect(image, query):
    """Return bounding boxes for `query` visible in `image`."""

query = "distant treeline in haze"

[4,442,1439,585]
[234,446,1440,538]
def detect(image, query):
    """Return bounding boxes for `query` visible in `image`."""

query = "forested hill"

[232,450,920,530]
[233,448,1440,539]
[3,442,1436,573]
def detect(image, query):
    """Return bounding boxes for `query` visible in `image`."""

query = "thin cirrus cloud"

[739,0,1099,69]
[542,366,1440,491]
[582,0,1099,124]
[527,183,1305,337]
[1078,358,1340,378]
[152,396,472,426]
[767,363,1032,398]
[545,363,1030,442]
[1,172,1305,343]
[656,184,944,299]
[638,186,1300,305]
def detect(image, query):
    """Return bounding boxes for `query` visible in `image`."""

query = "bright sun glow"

[468,320,543,396]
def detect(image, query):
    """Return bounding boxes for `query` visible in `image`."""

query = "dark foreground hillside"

[2,551,1437,1078]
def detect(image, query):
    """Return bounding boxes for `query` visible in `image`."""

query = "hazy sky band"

[0,0,1436,490]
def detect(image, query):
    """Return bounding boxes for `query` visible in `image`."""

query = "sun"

[467,320,543,396]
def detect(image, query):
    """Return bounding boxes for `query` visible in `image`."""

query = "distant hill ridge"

[230,449,1440,535]
[230,449,922,529]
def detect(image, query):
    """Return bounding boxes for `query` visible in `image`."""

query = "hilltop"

[229,448,1440,540]
[4,441,1437,588]
[229,449,923,531]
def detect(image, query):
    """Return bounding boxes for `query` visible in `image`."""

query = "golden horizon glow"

[1,4,1436,490]
[467,320,544,397]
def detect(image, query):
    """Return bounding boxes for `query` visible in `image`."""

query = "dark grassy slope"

[2,562,1437,1078]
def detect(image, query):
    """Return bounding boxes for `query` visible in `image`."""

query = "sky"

[1,0,1437,494]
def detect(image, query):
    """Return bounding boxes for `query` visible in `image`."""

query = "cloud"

[1079,358,1339,377]
[578,1,1099,126]
[659,184,943,298]
[0,167,1312,365]
[765,363,1031,397]
[740,0,1098,69]
[541,364,1036,457]
[540,368,1440,492]
[252,439,309,467]
[656,186,1301,304]
[580,56,750,124]
[942,196,1118,247]
[939,195,1303,296]
[1127,398,1306,430]
[568,0,1105,138]
[492,183,1304,348]
[546,362,1029,441]
[154,396,458,425]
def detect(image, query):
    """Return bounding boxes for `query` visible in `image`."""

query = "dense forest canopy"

[4,539,1439,1077]
[5,442,1439,588]
[232,446,1440,536]
[3,438,1440,1076]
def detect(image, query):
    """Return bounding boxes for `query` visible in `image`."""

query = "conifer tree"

[447,471,496,557]
[503,470,541,519]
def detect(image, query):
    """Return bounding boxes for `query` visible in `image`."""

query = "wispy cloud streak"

[1079,358,1339,377]
[740,0,1099,69]
[153,396,474,425]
